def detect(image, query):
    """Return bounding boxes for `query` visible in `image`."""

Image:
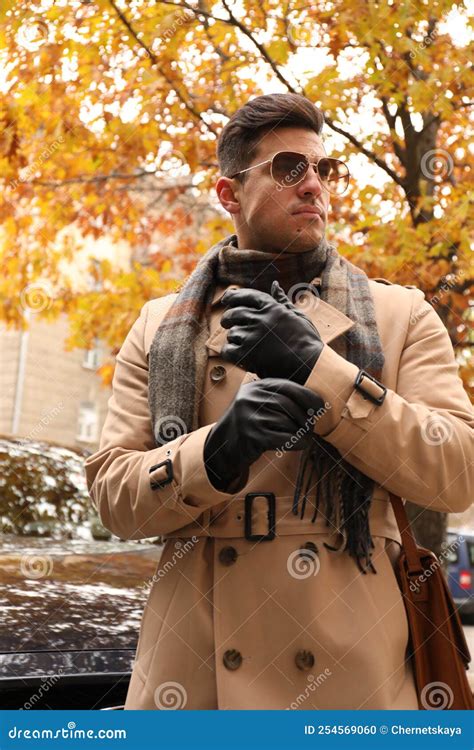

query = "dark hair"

[217,93,325,182]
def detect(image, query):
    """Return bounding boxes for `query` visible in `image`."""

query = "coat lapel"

[205,281,356,354]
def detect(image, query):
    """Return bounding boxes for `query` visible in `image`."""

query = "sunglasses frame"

[230,150,350,195]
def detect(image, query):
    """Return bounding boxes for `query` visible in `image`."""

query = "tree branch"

[322,115,406,188]
[107,0,218,135]
[28,170,155,187]
[380,96,406,165]
[219,0,300,93]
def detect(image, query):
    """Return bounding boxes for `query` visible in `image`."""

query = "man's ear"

[216,176,241,216]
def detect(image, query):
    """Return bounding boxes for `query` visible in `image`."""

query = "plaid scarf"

[148,234,384,574]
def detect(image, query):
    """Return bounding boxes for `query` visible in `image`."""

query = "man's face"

[217,126,331,253]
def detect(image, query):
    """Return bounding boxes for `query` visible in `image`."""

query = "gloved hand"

[203,378,325,493]
[220,281,324,385]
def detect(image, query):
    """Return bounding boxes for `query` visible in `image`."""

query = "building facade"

[1,311,111,455]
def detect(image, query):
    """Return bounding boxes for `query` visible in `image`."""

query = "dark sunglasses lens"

[318,158,350,194]
[272,152,308,187]
[272,153,349,193]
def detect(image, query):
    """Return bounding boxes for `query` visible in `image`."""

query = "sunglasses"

[230,150,350,195]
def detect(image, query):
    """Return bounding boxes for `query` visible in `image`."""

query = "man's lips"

[291,206,324,220]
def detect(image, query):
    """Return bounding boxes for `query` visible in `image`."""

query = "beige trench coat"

[85,275,473,710]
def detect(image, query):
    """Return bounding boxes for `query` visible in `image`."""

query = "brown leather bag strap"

[389,492,425,573]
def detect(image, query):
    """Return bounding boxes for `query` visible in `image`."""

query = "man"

[85,93,473,710]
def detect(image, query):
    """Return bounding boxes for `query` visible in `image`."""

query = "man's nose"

[295,164,324,198]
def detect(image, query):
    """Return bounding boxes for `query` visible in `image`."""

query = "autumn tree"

[1,0,472,552]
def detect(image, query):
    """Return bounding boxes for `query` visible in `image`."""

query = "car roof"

[0,433,89,458]
[446,527,474,540]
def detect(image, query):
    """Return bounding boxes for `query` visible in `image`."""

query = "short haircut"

[217,93,325,181]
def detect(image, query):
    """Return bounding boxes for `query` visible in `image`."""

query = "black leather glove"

[203,378,325,493]
[220,281,324,385]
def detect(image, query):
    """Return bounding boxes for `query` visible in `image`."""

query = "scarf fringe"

[292,438,377,574]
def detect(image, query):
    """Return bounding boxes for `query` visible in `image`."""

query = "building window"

[77,402,98,443]
[83,346,100,370]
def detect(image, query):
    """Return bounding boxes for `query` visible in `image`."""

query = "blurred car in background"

[445,527,474,622]
[0,435,106,541]
[0,435,162,709]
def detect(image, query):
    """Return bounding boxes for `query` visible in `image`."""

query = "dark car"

[0,436,162,709]
[445,527,474,621]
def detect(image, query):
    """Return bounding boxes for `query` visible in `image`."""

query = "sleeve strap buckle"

[354,369,387,406]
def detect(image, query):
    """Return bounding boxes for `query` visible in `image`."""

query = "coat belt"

[164,491,402,545]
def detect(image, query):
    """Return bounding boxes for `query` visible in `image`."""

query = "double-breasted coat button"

[223,649,242,670]
[219,546,238,566]
[299,541,319,559]
[210,365,227,383]
[295,649,315,671]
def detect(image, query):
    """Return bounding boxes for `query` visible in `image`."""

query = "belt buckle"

[244,493,276,541]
